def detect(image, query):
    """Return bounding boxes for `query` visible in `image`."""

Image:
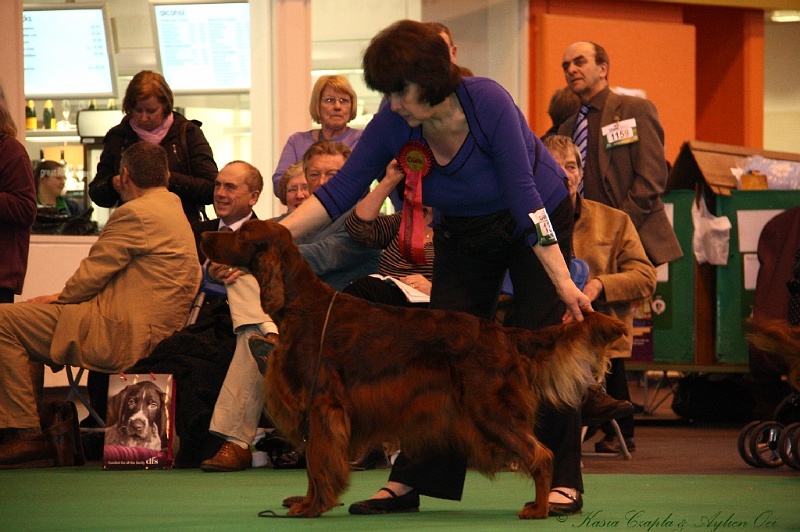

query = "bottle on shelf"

[88,99,97,111]
[43,100,56,130]
[107,98,116,110]
[26,100,37,130]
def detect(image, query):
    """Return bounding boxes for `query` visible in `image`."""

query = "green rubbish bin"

[715,190,800,364]
[652,189,695,363]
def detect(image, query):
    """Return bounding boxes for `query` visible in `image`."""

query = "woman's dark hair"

[363,20,461,106]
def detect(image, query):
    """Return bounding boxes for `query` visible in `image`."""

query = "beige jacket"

[51,188,201,371]
[573,198,657,358]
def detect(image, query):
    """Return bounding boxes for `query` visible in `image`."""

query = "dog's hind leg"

[287,391,351,518]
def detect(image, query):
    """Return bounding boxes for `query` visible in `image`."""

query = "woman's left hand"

[560,279,593,323]
[401,274,431,296]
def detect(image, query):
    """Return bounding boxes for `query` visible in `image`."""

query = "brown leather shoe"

[581,384,634,426]
[201,441,252,472]
[0,429,56,469]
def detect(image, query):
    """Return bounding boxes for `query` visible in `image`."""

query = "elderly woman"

[279,20,592,517]
[275,162,310,213]
[89,70,218,223]
[271,75,361,196]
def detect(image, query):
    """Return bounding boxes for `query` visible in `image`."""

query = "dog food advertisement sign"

[103,374,175,470]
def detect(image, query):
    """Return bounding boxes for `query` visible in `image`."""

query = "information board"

[153,2,251,93]
[23,6,117,99]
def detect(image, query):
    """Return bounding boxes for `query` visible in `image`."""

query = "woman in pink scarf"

[89,70,218,224]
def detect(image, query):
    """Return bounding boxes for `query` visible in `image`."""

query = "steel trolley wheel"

[777,421,800,470]
[738,420,764,467]
[748,421,785,468]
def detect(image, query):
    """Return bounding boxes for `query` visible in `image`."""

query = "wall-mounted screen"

[152,2,250,94]
[23,4,117,99]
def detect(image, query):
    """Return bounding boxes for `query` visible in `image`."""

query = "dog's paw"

[518,501,548,520]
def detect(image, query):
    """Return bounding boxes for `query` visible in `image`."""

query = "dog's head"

[108,381,166,444]
[201,220,295,314]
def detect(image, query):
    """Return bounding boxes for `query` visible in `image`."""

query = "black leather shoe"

[349,445,390,471]
[349,487,420,515]
[248,333,279,375]
[595,436,636,453]
[547,489,583,517]
[581,385,634,426]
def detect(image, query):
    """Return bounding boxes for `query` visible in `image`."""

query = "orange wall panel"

[529,13,695,163]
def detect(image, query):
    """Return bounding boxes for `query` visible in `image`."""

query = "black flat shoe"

[547,489,583,517]
[348,487,420,515]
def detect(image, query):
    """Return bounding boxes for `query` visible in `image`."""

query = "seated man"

[200,140,381,472]
[543,135,657,452]
[0,142,201,469]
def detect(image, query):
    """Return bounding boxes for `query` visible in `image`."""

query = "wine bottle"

[107,98,116,110]
[26,100,37,130]
[43,100,56,129]
[88,99,97,111]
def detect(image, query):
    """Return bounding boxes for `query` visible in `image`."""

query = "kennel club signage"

[103,374,175,470]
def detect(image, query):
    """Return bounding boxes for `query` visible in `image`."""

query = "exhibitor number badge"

[602,118,639,149]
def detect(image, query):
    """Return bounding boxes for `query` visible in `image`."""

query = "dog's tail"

[515,312,626,409]
[748,318,800,390]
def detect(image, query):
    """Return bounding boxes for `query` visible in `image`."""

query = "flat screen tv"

[23,4,117,99]
[152,2,251,94]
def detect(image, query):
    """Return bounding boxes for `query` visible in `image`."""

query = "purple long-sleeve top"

[314,77,568,247]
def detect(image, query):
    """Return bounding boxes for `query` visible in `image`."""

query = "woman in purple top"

[271,75,362,196]
[279,20,592,517]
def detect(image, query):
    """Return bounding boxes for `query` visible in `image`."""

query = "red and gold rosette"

[397,141,434,264]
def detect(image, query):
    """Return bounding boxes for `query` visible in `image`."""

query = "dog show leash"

[258,291,338,518]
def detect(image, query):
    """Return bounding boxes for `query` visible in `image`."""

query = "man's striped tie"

[572,104,590,195]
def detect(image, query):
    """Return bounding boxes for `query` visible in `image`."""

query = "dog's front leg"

[517,437,553,519]
[287,393,351,518]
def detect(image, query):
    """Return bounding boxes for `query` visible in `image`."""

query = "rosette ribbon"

[397,141,434,264]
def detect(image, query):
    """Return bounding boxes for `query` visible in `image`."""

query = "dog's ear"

[255,245,285,314]
[105,385,127,427]
[238,221,287,314]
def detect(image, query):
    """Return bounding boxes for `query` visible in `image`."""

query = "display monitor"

[152,2,251,94]
[23,4,117,100]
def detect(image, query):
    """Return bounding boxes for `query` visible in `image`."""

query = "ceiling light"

[770,10,800,23]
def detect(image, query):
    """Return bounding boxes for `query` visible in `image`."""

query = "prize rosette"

[397,141,434,264]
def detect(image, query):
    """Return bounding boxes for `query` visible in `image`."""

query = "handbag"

[40,400,85,467]
[103,374,176,470]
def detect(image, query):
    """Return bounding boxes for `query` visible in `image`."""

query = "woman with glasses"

[89,70,218,224]
[276,162,310,213]
[271,75,362,197]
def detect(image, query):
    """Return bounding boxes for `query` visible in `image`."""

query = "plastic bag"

[691,198,731,266]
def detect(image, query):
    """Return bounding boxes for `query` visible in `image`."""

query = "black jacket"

[88,112,218,223]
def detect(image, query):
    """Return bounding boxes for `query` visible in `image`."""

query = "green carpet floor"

[1,468,797,531]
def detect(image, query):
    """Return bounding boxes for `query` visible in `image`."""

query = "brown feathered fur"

[201,220,626,519]
[748,318,800,391]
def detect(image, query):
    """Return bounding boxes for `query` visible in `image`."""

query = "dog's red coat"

[202,220,626,519]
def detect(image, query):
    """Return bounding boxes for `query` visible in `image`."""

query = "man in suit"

[558,41,682,267]
[200,141,381,472]
[0,142,201,469]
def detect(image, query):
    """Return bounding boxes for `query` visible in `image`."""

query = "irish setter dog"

[202,220,625,519]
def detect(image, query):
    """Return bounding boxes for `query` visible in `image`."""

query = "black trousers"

[388,198,584,500]
[602,358,634,438]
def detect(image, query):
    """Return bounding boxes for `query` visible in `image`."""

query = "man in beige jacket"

[0,141,201,469]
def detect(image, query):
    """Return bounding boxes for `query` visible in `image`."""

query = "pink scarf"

[130,112,174,144]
